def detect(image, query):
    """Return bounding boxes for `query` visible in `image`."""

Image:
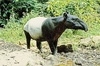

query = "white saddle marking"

[24,17,47,40]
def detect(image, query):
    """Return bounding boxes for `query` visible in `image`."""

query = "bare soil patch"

[0,37,100,66]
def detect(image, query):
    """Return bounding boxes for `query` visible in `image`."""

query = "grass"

[0,22,25,44]
[0,12,100,51]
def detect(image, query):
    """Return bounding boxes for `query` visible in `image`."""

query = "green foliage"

[0,22,24,43]
[13,0,36,18]
[37,0,48,3]
[47,0,71,16]
[0,0,37,26]
[0,10,39,43]
[47,0,100,20]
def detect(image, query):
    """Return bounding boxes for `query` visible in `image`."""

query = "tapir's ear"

[63,12,68,19]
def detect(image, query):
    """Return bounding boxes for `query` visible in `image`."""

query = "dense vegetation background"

[0,0,100,50]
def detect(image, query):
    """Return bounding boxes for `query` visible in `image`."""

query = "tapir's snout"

[73,21,88,32]
[80,22,88,32]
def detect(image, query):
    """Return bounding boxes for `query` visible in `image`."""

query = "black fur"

[41,17,67,55]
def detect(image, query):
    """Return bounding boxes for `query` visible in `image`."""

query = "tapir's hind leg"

[36,41,42,52]
[24,30,31,49]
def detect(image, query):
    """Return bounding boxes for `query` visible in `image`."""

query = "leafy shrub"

[0,0,37,26]
[0,0,13,27]
[47,0,100,21]
[47,0,71,16]
[13,0,37,18]
[37,0,49,3]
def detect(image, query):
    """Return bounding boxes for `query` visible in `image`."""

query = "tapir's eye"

[72,18,76,21]
[72,18,78,21]
[72,18,74,20]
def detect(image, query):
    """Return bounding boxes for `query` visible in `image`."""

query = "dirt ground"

[0,36,100,66]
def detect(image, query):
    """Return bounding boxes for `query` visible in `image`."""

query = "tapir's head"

[63,12,88,31]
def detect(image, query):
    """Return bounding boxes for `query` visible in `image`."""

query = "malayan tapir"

[24,12,88,55]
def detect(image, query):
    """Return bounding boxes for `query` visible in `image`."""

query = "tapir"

[24,12,88,55]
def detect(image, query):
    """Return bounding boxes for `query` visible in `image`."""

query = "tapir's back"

[24,17,47,40]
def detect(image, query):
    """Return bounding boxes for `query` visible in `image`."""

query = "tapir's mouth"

[80,22,88,32]
[74,22,88,32]
[74,26,87,31]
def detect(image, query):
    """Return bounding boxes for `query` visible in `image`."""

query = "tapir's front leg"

[47,40,58,55]
[53,39,58,54]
